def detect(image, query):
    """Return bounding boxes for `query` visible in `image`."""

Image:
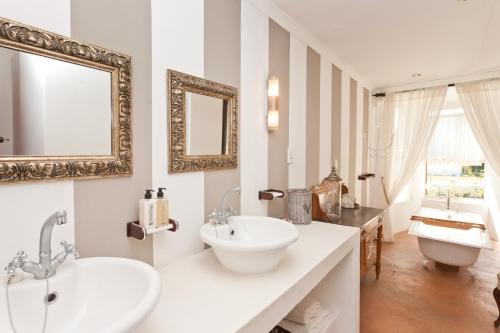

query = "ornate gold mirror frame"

[0,17,132,183]
[167,70,238,173]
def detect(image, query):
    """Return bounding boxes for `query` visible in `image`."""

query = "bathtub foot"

[494,287,500,327]
[435,262,459,272]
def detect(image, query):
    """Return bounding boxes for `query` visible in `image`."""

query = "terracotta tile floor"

[360,231,500,333]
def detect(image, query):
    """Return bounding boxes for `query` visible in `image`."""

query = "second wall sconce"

[268,76,279,130]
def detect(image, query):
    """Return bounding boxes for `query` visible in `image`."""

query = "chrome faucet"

[209,187,241,224]
[5,210,79,280]
[446,190,452,211]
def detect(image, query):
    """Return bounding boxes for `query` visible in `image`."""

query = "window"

[425,88,485,199]
[425,162,485,199]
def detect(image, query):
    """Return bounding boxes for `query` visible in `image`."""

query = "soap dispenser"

[139,189,156,231]
[155,187,170,227]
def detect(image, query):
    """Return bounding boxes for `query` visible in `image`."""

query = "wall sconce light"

[268,76,279,130]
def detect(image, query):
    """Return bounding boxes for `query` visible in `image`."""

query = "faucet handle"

[5,265,16,278]
[71,248,80,259]
[5,250,27,277]
[224,206,237,217]
[16,250,27,260]
[60,241,80,259]
[208,210,220,224]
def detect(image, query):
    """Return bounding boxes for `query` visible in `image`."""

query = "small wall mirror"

[185,91,229,156]
[168,70,238,173]
[0,17,132,183]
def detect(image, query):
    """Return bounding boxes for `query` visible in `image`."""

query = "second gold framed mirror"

[167,69,238,173]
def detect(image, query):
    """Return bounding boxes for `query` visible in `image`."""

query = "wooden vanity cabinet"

[359,215,383,279]
[311,187,384,279]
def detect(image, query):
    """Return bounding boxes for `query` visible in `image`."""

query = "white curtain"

[456,79,500,176]
[382,86,448,241]
[426,109,484,165]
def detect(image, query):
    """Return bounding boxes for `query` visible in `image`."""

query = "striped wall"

[361,89,370,205]
[204,0,241,222]
[255,6,373,218]
[148,0,376,266]
[268,19,290,218]
[348,78,358,192]
[331,65,342,168]
[240,0,269,216]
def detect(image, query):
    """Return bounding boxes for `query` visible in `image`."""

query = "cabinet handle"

[0,137,10,143]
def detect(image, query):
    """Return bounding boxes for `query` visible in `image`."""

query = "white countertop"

[137,221,360,333]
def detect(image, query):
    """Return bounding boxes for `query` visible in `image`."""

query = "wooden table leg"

[376,222,383,279]
[495,287,500,327]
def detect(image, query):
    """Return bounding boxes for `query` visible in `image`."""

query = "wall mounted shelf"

[259,189,285,200]
[358,173,375,181]
[127,219,179,240]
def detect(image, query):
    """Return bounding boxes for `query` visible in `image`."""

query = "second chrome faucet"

[209,187,241,225]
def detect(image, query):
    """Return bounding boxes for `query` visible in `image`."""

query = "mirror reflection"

[0,47,112,157]
[185,91,229,156]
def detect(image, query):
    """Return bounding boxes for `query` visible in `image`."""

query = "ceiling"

[272,0,500,90]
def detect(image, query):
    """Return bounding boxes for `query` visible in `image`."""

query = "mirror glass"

[0,46,112,157]
[185,91,228,156]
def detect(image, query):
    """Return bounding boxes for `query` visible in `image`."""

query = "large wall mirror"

[0,17,132,183]
[168,70,238,173]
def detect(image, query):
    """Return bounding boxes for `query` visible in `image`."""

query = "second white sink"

[200,216,298,274]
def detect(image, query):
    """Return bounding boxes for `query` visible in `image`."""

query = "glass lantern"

[321,166,342,220]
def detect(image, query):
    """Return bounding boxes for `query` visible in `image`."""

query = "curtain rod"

[372,83,455,98]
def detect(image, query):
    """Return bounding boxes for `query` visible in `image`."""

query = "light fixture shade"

[268,109,279,130]
[268,76,279,96]
[268,76,279,130]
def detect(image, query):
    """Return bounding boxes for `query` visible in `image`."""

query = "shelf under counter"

[137,222,360,333]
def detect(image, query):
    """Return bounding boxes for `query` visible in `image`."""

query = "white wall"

[0,182,75,271]
[151,0,206,268]
[240,0,269,215]
[0,0,74,276]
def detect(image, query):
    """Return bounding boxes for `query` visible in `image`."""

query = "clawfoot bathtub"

[409,208,492,267]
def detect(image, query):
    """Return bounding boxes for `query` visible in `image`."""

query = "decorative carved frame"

[0,17,132,183]
[167,69,238,173]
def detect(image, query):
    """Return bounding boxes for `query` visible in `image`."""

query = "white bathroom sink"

[200,216,299,274]
[0,257,160,333]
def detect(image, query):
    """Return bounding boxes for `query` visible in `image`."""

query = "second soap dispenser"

[155,187,170,227]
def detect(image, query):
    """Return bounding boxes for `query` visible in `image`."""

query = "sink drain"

[44,292,58,305]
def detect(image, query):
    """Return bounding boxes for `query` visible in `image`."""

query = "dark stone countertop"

[317,206,384,229]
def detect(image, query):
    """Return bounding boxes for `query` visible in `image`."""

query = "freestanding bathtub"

[409,208,492,267]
